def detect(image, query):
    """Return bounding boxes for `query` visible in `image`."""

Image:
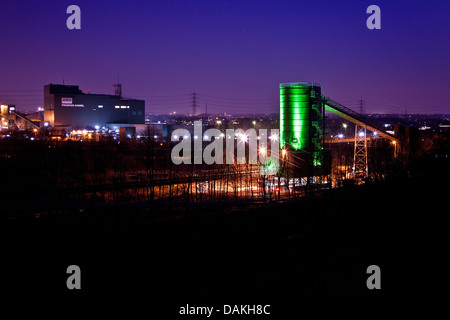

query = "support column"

[353,125,368,182]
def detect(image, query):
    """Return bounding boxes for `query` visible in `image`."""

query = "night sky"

[0,0,449,114]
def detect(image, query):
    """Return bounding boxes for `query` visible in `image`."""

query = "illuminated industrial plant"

[279,83,326,176]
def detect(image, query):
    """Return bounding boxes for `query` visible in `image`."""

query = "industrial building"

[1,104,40,131]
[279,82,328,176]
[279,82,400,182]
[44,84,145,131]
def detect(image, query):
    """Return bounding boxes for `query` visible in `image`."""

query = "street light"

[259,147,266,155]
[392,140,397,156]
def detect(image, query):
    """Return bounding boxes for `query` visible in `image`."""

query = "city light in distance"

[269,133,278,141]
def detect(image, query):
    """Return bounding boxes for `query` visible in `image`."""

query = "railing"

[280,82,322,88]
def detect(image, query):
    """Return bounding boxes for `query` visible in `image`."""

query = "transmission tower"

[358,97,365,115]
[191,89,198,116]
[113,83,122,98]
[353,125,368,182]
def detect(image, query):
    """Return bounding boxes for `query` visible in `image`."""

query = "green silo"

[280,82,326,170]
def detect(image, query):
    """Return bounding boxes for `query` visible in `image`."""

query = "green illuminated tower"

[280,83,325,173]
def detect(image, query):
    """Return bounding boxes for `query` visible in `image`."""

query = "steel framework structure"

[353,125,368,181]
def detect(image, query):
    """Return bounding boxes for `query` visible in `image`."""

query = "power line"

[0,90,41,92]
[200,94,274,102]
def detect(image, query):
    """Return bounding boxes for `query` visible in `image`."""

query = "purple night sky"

[0,0,449,114]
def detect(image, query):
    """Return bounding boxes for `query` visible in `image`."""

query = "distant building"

[44,84,145,130]
[1,104,40,131]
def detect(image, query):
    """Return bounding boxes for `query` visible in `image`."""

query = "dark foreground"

[2,172,448,316]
